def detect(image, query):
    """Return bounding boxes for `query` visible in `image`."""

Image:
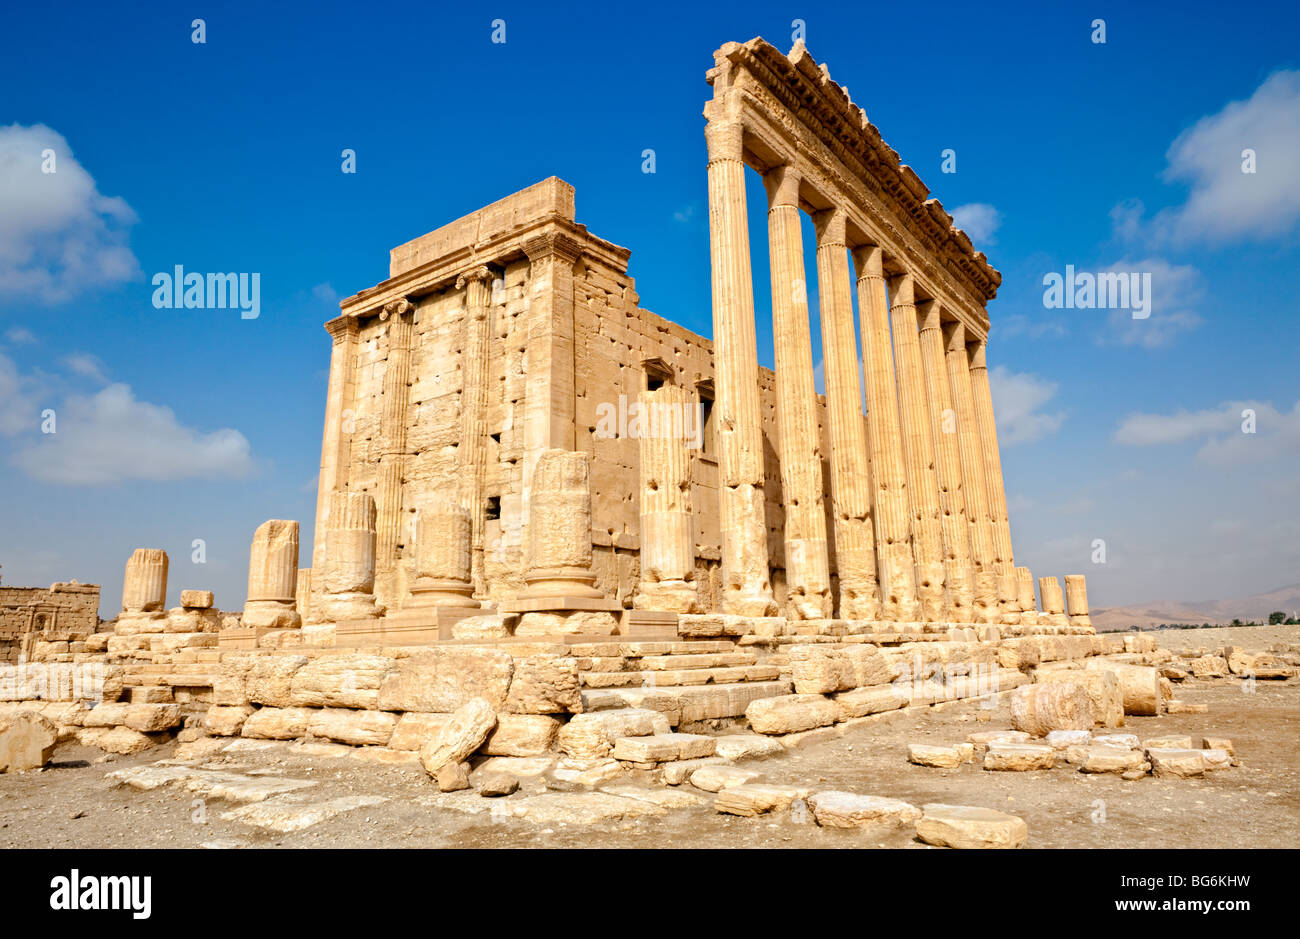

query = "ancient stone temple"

[303,37,1042,637]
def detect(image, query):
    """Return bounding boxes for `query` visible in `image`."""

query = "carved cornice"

[521,230,585,264]
[324,315,360,341]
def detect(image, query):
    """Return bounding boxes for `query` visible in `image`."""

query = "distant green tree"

[1230,618,1244,627]
[1269,611,1286,625]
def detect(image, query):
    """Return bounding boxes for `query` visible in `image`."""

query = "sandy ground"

[1,625,1296,849]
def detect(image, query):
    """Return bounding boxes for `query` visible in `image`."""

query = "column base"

[634,581,699,614]
[241,600,301,630]
[312,592,383,623]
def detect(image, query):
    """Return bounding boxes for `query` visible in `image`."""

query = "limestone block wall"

[0,583,101,663]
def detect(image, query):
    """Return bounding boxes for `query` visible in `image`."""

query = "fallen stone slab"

[659,757,726,786]
[221,795,387,833]
[1009,683,1094,737]
[1146,748,1205,778]
[1045,729,1092,750]
[508,791,668,825]
[556,708,671,760]
[76,726,158,755]
[611,732,715,764]
[1165,700,1209,714]
[1201,748,1232,771]
[1201,736,1234,755]
[1037,669,1124,728]
[1078,745,1148,775]
[967,730,1031,748]
[908,744,964,768]
[715,784,811,817]
[1086,661,1160,716]
[601,785,707,809]
[712,734,784,762]
[107,764,319,803]
[1093,733,1140,749]
[0,711,57,773]
[419,697,497,776]
[808,791,921,829]
[983,743,1056,771]
[689,764,763,792]
[831,685,908,720]
[1143,734,1194,750]
[745,694,838,735]
[916,803,1028,849]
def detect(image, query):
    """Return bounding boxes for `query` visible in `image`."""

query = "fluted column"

[1065,574,1093,630]
[375,299,414,587]
[635,385,699,613]
[316,491,380,621]
[969,339,1018,621]
[852,245,918,621]
[888,274,946,622]
[405,498,476,609]
[243,520,301,629]
[809,210,878,620]
[945,321,997,623]
[705,118,775,615]
[1039,576,1069,629]
[518,449,603,600]
[917,302,974,621]
[311,316,359,586]
[457,266,493,597]
[1015,566,1039,626]
[122,549,168,612]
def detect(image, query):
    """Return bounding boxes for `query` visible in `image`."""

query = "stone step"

[611,732,717,764]
[579,680,794,725]
[567,640,737,657]
[576,651,758,673]
[581,665,783,689]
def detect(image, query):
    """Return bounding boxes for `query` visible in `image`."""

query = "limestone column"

[296,569,312,620]
[310,316,360,587]
[917,302,974,621]
[457,266,493,597]
[1065,574,1093,630]
[404,498,476,609]
[852,245,918,621]
[243,520,301,629]
[122,549,168,612]
[316,491,381,621]
[945,321,997,623]
[634,385,698,613]
[888,274,946,622]
[969,339,1019,622]
[1039,576,1070,629]
[811,210,879,620]
[1015,566,1039,626]
[518,449,603,600]
[375,299,415,591]
[705,117,774,615]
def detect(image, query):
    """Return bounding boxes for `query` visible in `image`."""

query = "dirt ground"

[1,625,1296,849]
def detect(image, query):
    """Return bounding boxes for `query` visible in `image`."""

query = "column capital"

[521,229,584,264]
[969,339,988,370]
[888,271,915,305]
[917,299,943,332]
[943,319,966,353]
[455,265,493,290]
[851,244,884,279]
[813,206,848,248]
[762,163,800,209]
[379,297,414,321]
[324,314,360,341]
[704,119,745,164]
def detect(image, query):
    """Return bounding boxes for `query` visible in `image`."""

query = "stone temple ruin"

[4,40,1280,834]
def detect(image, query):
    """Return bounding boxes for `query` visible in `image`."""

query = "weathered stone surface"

[1165,699,1209,714]
[389,712,452,751]
[1188,655,1230,678]
[482,714,560,757]
[378,649,513,713]
[1079,745,1147,774]
[76,726,156,754]
[307,708,396,746]
[180,589,214,609]
[222,794,386,833]
[712,734,784,762]
[289,652,396,709]
[476,771,519,797]
[436,760,471,792]
[1143,734,1194,750]
[916,803,1027,849]
[908,744,964,768]
[1201,748,1232,771]
[745,694,838,735]
[504,655,581,714]
[82,703,183,733]
[1045,729,1092,749]
[789,644,895,694]
[419,698,497,775]
[715,784,811,817]
[689,764,763,792]
[1146,748,1205,778]
[451,615,511,641]
[1094,733,1141,749]
[246,655,309,708]
[1009,683,1094,737]
[831,685,908,720]
[1086,661,1160,716]
[611,733,715,764]
[659,756,726,785]
[203,705,254,737]
[0,711,57,772]
[242,707,314,740]
[556,708,671,760]
[1037,669,1124,728]
[1201,736,1234,755]
[967,729,1031,748]
[983,742,1056,771]
[808,791,921,829]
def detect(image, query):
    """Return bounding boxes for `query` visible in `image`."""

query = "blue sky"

[1,0,1297,617]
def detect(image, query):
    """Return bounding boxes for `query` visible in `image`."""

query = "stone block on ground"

[420,697,497,776]
[908,744,965,768]
[807,791,921,829]
[712,734,784,762]
[1009,683,1094,736]
[983,742,1056,771]
[916,803,1028,849]
[0,711,57,772]
[1146,748,1205,778]
[745,694,838,735]
[689,764,762,792]
[715,784,811,817]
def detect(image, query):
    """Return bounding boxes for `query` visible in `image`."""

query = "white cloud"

[1114,70,1300,245]
[1099,257,1202,348]
[989,365,1065,445]
[950,203,1001,244]
[0,351,49,436]
[9,382,253,485]
[1114,399,1300,467]
[4,326,37,345]
[0,123,140,302]
[61,352,108,383]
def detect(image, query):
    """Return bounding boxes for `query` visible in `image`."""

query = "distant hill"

[1091,583,1300,632]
